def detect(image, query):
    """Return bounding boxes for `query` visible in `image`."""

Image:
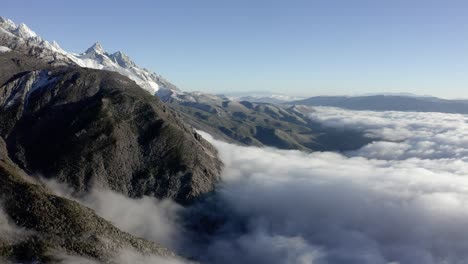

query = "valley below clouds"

[46,107,468,264]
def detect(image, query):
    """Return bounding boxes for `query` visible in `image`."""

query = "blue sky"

[4,0,468,98]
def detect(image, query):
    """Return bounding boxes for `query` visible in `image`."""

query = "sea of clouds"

[309,107,468,160]
[44,107,468,264]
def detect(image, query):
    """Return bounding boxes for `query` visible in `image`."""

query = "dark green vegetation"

[169,93,372,151]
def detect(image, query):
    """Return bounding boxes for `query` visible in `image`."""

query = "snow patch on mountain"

[0,46,11,53]
[2,70,58,109]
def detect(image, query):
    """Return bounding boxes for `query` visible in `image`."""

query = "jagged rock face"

[0,136,176,262]
[0,53,222,204]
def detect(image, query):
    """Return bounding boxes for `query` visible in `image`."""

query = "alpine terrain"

[0,17,221,262]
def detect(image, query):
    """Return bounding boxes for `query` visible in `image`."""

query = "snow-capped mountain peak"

[0,17,38,39]
[74,42,179,96]
[109,51,136,68]
[0,16,74,66]
[0,17,180,98]
[0,17,17,31]
[15,23,37,38]
[85,42,105,55]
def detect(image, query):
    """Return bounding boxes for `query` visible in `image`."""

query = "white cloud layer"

[40,108,468,264]
[309,107,468,160]
[190,110,468,264]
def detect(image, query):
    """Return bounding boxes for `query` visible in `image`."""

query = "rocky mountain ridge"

[0,17,179,97]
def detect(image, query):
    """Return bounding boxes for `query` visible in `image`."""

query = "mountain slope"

[0,136,177,263]
[0,51,221,204]
[168,92,373,151]
[0,19,221,263]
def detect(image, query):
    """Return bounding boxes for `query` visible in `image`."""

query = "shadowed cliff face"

[0,52,222,204]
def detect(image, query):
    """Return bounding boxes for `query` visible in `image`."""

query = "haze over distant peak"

[220,91,306,104]
[290,94,468,114]
[356,92,435,98]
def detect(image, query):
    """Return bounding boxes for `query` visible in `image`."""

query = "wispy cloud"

[44,179,183,249]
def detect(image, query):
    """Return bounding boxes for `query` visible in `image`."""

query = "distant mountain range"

[220,91,306,104]
[290,95,468,114]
